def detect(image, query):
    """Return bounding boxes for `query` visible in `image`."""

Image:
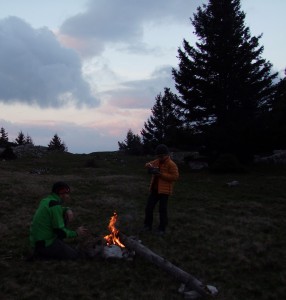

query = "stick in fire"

[102,212,218,298]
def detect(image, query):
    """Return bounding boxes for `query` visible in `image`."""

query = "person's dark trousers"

[144,193,169,231]
[35,238,79,260]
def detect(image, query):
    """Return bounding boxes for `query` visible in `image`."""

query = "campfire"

[104,212,125,248]
[102,212,133,259]
[80,212,218,298]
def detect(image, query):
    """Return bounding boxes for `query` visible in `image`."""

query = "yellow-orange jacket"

[145,156,179,195]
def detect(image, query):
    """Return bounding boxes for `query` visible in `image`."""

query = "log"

[119,233,216,298]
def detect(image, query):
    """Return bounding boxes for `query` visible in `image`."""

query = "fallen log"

[119,233,217,298]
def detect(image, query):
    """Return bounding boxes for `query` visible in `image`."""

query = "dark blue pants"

[35,238,79,260]
[144,193,169,231]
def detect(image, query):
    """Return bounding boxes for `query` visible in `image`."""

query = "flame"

[104,212,125,248]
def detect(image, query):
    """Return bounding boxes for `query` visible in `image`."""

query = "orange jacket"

[145,156,179,195]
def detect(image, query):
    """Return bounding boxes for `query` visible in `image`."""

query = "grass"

[0,151,285,299]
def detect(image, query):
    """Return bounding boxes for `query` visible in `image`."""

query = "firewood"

[119,233,217,298]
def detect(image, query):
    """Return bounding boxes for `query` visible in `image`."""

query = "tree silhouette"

[141,87,182,152]
[172,0,277,162]
[48,134,68,152]
[15,131,26,145]
[0,127,9,147]
[25,134,34,145]
[268,69,286,150]
[118,129,143,155]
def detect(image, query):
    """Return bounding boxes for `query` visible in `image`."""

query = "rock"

[12,145,48,158]
[226,180,239,187]
[178,283,218,298]
[103,244,123,259]
[254,150,286,164]
[188,161,208,170]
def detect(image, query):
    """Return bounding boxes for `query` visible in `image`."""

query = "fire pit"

[102,212,134,260]
[103,212,125,248]
[78,212,218,298]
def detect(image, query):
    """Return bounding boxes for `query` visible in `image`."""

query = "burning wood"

[77,212,130,259]
[103,212,125,248]
[82,212,217,298]
[101,212,135,260]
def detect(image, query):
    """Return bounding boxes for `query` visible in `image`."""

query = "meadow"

[0,151,285,300]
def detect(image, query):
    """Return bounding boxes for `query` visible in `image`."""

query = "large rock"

[254,150,286,164]
[12,145,48,158]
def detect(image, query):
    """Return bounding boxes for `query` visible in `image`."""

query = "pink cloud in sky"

[85,105,150,137]
[57,32,105,58]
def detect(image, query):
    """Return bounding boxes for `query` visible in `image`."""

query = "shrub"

[209,153,247,173]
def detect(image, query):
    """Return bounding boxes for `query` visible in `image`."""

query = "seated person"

[29,181,88,260]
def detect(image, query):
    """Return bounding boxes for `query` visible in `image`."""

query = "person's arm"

[50,204,77,239]
[63,208,74,223]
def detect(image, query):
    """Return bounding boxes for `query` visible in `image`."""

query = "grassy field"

[0,151,285,300]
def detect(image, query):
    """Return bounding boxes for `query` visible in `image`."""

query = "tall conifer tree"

[48,134,68,152]
[15,131,26,145]
[172,0,277,161]
[268,70,286,149]
[118,129,143,155]
[0,127,9,146]
[141,87,181,152]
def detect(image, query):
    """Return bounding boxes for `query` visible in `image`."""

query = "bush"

[0,146,17,160]
[84,159,99,168]
[209,153,247,173]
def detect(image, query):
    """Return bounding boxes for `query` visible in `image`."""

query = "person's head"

[155,144,170,161]
[52,181,71,202]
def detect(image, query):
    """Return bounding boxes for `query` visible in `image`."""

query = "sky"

[0,0,285,154]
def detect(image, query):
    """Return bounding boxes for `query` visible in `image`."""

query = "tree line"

[0,128,68,152]
[118,0,286,163]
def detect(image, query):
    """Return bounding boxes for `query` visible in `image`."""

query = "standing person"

[143,144,179,235]
[29,181,88,260]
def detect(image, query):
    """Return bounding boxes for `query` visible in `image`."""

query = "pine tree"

[15,131,26,145]
[118,129,143,155]
[268,69,286,149]
[141,87,181,152]
[0,127,9,146]
[172,0,277,162]
[48,134,68,152]
[25,134,34,145]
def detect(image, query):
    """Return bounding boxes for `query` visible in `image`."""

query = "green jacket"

[29,193,77,247]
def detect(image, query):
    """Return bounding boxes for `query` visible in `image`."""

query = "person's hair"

[155,144,169,155]
[52,181,70,194]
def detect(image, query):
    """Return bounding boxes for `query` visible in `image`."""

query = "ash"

[103,244,134,260]
[77,235,135,260]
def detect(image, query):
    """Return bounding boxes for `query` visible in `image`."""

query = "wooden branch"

[119,233,216,298]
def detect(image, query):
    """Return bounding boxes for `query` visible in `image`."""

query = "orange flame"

[104,212,125,248]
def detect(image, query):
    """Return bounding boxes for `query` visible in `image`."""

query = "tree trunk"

[119,233,215,298]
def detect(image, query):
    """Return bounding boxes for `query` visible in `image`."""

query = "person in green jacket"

[29,181,88,260]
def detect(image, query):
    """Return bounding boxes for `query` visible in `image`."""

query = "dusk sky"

[0,0,285,153]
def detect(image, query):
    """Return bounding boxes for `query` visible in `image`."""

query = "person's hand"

[65,209,74,223]
[148,167,160,175]
[76,226,89,237]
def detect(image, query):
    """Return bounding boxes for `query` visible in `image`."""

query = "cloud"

[104,65,176,109]
[0,16,99,108]
[59,0,203,57]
